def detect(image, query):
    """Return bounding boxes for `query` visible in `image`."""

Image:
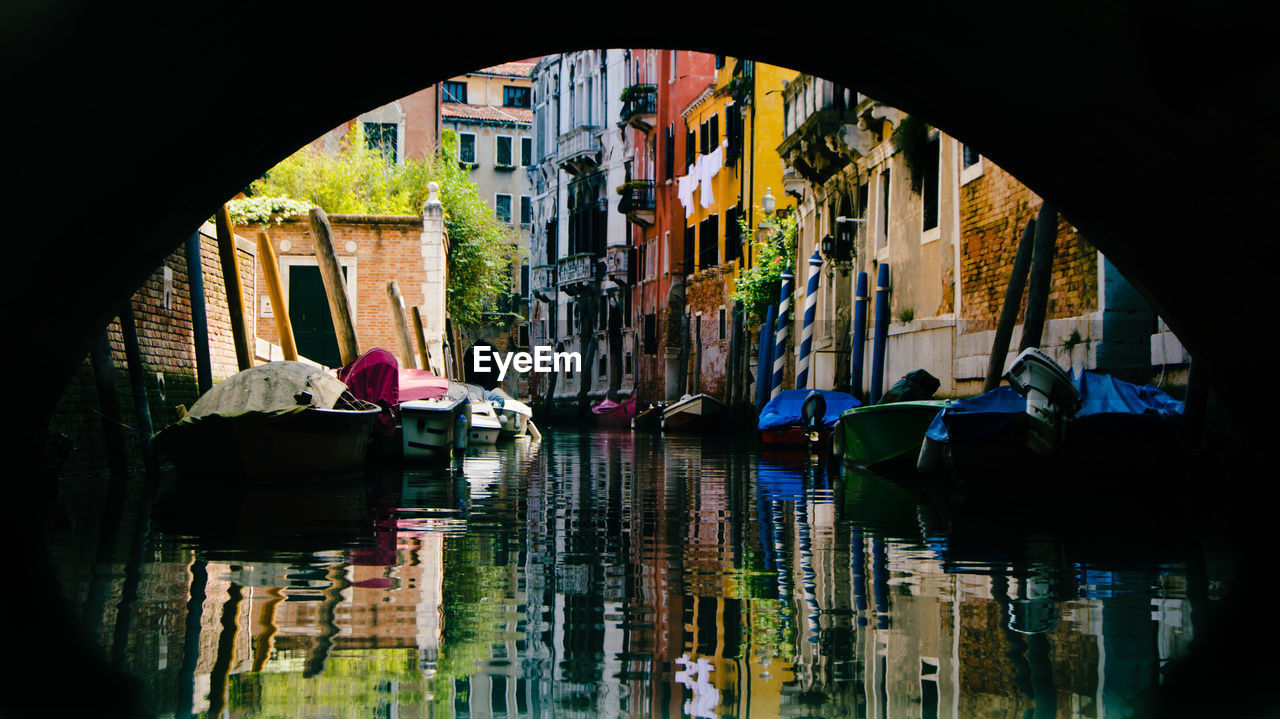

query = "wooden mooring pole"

[984,219,1036,391]
[387,279,417,369]
[215,205,253,371]
[308,207,360,367]
[257,231,297,361]
[1019,202,1058,352]
[412,306,431,372]
[184,231,213,394]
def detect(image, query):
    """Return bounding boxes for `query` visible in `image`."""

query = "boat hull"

[593,395,637,429]
[400,398,465,463]
[760,426,832,450]
[661,395,731,433]
[836,400,950,468]
[156,405,381,480]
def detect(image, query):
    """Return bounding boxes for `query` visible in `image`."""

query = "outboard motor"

[1005,347,1080,453]
[801,390,827,448]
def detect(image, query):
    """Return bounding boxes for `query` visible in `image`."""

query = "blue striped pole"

[870,262,890,404]
[850,271,868,402]
[755,304,776,408]
[796,249,822,390]
[771,271,794,399]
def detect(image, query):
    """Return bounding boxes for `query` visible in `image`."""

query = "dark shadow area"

[3,4,1277,717]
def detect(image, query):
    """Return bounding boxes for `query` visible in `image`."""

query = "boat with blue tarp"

[758,389,861,449]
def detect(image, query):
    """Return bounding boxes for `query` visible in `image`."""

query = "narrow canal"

[48,428,1233,718]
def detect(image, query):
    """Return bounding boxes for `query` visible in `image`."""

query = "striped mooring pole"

[770,271,795,400]
[796,249,823,390]
[755,303,777,409]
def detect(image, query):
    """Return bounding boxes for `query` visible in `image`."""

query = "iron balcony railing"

[617,180,656,217]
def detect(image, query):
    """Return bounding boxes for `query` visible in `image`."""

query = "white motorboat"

[400,382,470,463]
[487,388,533,439]
[460,382,501,445]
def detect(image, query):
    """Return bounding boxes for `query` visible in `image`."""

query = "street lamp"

[761,187,776,217]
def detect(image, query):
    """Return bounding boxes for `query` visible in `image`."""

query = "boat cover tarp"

[925,371,1184,443]
[337,348,401,437]
[592,395,636,415]
[400,369,450,402]
[188,361,347,419]
[758,389,861,431]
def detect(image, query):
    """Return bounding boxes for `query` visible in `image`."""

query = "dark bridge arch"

[3,4,1276,718]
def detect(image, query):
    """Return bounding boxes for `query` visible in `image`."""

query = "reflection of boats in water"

[154,361,381,481]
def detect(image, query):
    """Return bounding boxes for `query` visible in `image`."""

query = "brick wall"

[959,161,1097,333]
[242,214,426,363]
[685,268,734,399]
[49,224,256,478]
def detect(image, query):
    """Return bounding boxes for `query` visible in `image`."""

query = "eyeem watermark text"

[472,345,582,381]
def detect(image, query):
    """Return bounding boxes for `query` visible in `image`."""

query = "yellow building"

[677,58,797,400]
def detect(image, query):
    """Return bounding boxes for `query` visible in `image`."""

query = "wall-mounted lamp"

[762,187,776,216]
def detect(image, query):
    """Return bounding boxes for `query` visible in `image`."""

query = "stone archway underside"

[3,5,1277,718]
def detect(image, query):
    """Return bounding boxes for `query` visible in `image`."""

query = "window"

[922,137,940,234]
[442,81,467,104]
[715,55,725,69]
[664,123,675,180]
[495,194,512,223]
[709,113,719,150]
[879,168,891,249]
[698,214,719,269]
[960,142,983,185]
[521,137,533,166]
[699,120,709,155]
[686,129,696,169]
[520,196,532,225]
[725,206,742,264]
[643,313,658,354]
[719,307,726,340]
[363,122,397,164]
[566,300,574,335]
[458,133,476,164]
[495,136,513,167]
[503,85,531,108]
[683,225,695,275]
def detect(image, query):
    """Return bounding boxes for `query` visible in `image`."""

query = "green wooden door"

[289,264,346,368]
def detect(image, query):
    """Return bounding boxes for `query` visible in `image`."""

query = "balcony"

[777,75,876,186]
[619,85,658,132]
[531,264,556,299]
[616,180,656,227]
[557,252,600,294]
[557,125,602,175]
[606,245,630,285]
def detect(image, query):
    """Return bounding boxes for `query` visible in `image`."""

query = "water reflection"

[48,428,1220,717]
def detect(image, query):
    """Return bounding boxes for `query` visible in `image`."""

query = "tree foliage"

[731,211,798,326]
[246,124,519,327]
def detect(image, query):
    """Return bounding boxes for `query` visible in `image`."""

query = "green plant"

[1061,328,1084,352]
[892,113,931,194]
[619,84,656,102]
[247,124,519,327]
[898,306,915,323]
[225,195,312,227]
[731,211,798,326]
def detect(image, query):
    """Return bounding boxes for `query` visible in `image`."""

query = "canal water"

[46,428,1236,718]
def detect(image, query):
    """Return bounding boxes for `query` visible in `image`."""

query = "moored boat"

[661,394,732,433]
[460,382,501,445]
[154,361,382,480]
[487,388,533,439]
[593,395,637,429]
[400,381,470,463]
[631,401,666,432]
[833,399,952,469]
[758,389,861,449]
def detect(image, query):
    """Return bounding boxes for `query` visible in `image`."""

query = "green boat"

[833,400,951,468]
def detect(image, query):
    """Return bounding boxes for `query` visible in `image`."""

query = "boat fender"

[526,420,542,442]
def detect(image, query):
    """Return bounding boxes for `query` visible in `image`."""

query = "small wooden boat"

[758,389,861,449]
[631,401,666,432]
[460,383,501,445]
[154,361,381,480]
[592,395,637,429]
[488,388,533,439]
[833,399,951,469]
[661,394,732,433]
